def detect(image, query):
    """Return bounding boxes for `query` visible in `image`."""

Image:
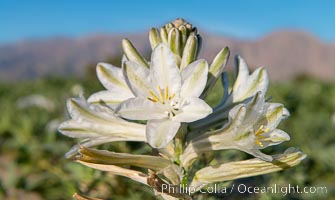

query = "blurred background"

[0,0,334,199]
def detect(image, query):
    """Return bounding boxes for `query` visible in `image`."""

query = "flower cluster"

[59,19,305,200]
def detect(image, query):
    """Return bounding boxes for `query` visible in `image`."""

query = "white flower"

[116,44,213,148]
[190,55,269,131]
[59,19,306,200]
[182,92,290,166]
[220,100,290,161]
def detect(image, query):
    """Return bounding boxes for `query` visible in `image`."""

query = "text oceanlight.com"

[161,184,327,196]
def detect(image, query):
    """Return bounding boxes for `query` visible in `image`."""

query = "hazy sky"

[1,0,334,44]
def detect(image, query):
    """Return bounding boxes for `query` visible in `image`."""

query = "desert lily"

[190,55,269,131]
[60,19,305,200]
[87,18,228,108]
[104,20,228,109]
[181,92,291,167]
[116,43,212,148]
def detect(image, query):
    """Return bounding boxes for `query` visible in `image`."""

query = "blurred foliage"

[0,74,334,199]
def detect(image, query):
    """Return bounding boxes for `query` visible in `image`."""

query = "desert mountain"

[0,30,334,81]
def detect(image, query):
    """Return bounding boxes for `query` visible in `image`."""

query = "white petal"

[229,56,269,103]
[150,44,181,95]
[146,119,180,148]
[116,97,167,120]
[173,97,213,122]
[258,103,286,130]
[180,34,198,70]
[123,61,151,97]
[77,161,148,185]
[88,90,132,109]
[58,118,146,139]
[232,55,250,88]
[149,28,162,49]
[243,92,265,125]
[59,120,101,138]
[64,136,144,159]
[96,63,133,96]
[208,47,230,81]
[190,148,306,189]
[246,149,273,161]
[181,59,208,97]
[283,107,290,119]
[66,97,116,122]
[160,194,180,200]
[121,54,128,69]
[78,147,172,171]
[122,38,149,68]
[261,129,290,148]
[223,104,247,131]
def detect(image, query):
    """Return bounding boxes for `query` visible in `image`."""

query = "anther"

[256,139,264,147]
[147,97,158,102]
[165,86,169,100]
[169,93,176,100]
[149,91,160,102]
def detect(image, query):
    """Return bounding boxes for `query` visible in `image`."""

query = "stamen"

[169,93,176,100]
[256,139,264,147]
[255,129,262,136]
[255,125,268,136]
[255,125,270,147]
[148,91,160,102]
[165,86,169,100]
[147,97,158,102]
